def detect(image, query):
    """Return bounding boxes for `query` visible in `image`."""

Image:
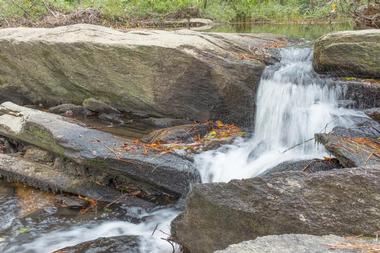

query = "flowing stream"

[1,47,366,253]
[196,47,364,183]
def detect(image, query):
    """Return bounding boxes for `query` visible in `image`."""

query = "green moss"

[18,123,66,156]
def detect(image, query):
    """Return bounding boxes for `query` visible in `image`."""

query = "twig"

[104,145,121,159]
[151,224,159,236]
[105,192,129,208]
[302,160,315,172]
[282,137,315,153]
[161,237,176,253]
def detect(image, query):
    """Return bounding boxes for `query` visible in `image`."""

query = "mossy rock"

[313,29,380,78]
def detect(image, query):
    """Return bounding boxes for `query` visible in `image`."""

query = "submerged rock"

[313,29,380,78]
[53,236,141,253]
[172,166,380,253]
[0,24,286,126]
[139,117,192,128]
[215,234,380,253]
[0,102,200,197]
[142,123,211,143]
[263,158,342,176]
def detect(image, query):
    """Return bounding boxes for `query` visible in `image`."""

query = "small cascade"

[195,47,364,182]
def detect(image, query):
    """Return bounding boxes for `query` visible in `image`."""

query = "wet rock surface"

[139,117,192,129]
[82,98,120,114]
[0,153,155,209]
[53,236,141,253]
[0,102,200,197]
[48,104,92,117]
[0,24,287,126]
[313,29,380,78]
[316,118,380,167]
[337,79,380,109]
[142,123,211,143]
[215,234,380,253]
[172,166,380,253]
[263,158,342,176]
[365,107,380,123]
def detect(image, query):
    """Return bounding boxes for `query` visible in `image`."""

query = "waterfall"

[195,47,364,183]
[5,47,366,253]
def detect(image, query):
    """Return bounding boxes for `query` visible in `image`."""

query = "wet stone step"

[0,102,200,198]
[0,153,155,209]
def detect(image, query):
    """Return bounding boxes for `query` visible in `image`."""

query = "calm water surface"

[208,22,354,40]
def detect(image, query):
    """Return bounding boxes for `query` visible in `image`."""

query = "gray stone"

[172,166,380,253]
[23,146,54,163]
[316,118,380,167]
[98,113,124,124]
[0,24,286,126]
[142,123,211,143]
[263,158,342,176]
[215,234,379,253]
[48,103,91,116]
[82,98,120,114]
[53,236,141,253]
[0,102,200,197]
[313,29,380,78]
[365,107,380,123]
[0,153,154,207]
[338,79,380,109]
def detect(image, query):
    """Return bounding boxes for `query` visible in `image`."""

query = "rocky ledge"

[0,24,287,127]
[0,102,200,200]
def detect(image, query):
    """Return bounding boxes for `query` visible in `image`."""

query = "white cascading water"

[195,47,365,182]
[5,47,366,253]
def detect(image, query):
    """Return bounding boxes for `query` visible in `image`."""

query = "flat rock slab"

[316,134,380,167]
[0,153,154,209]
[0,24,286,126]
[316,119,380,167]
[215,234,380,253]
[171,166,380,253]
[313,29,380,78]
[0,102,200,197]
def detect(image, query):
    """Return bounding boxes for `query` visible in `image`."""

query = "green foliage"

[0,0,366,23]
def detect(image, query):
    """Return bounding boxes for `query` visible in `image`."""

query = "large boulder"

[0,24,286,126]
[215,234,380,253]
[171,166,380,253]
[0,102,200,197]
[313,30,380,78]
